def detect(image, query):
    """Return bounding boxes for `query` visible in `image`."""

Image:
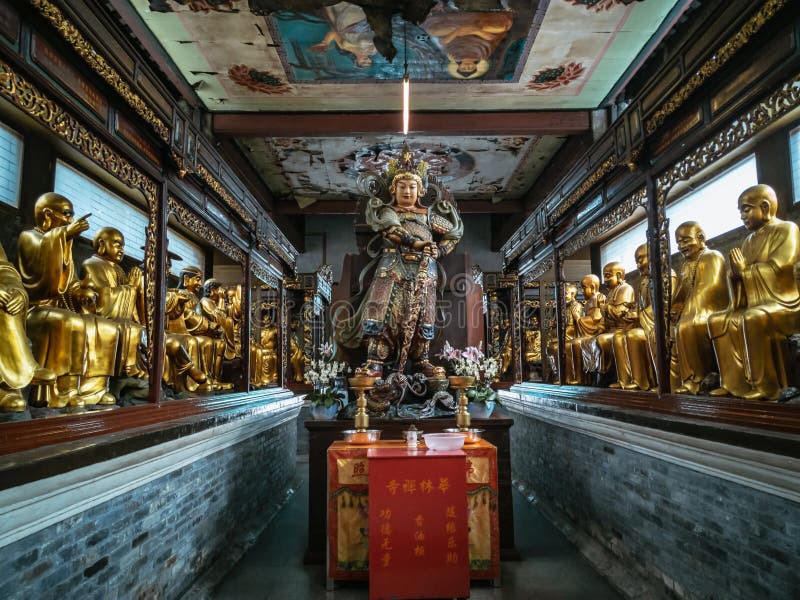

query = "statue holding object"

[334,145,463,380]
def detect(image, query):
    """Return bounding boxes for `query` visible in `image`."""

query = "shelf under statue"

[334,144,463,417]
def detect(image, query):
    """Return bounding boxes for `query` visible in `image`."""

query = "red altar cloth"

[326,440,500,584]
[368,448,469,600]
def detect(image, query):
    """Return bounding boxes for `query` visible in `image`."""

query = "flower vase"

[467,400,495,419]
[310,402,339,420]
[332,376,348,407]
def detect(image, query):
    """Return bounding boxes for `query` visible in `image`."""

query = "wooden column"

[241,253,252,393]
[280,281,289,387]
[510,278,523,384]
[646,172,670,395]
[147,181,168,403]
[553,248,567,385]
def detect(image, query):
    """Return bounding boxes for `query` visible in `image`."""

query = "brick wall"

[0,417,297,600]
[507,404,799,600]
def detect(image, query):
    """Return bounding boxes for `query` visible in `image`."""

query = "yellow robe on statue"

[673,250,727,393]
[0,243,38,389]
[708,218,800,399]
[18,226,118,381]
[80,254,143,377]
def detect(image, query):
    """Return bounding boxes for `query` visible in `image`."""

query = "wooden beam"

[278,199,523,215]
[213,111,590,138]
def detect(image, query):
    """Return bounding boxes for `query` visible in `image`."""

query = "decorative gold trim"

[645,0,787,136]
[266,237,294,267]
[29,0,170,143]
[550,155,620,223]
[251,262,280,288]
[302,291,313,371]
[195,163,255,227]
[527,256,554,281]
[654,71,800,346]
[562,188,647,258]
[170,151,191,178]
[167,195,246,264]
[0,58,160,365]
[280,284,288,385]
[511,282,523,384]
[502,210,548,265]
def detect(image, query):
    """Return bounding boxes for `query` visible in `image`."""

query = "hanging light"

[402,22,410,136]
[402,73,409,136]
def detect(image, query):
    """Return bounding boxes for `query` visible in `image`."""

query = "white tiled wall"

[0,123,22,208]
[53,160,204,272]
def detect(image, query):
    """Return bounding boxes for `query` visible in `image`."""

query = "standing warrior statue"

[335,145,463,379]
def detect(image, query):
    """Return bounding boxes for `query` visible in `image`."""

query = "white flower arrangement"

[304,341,351,407]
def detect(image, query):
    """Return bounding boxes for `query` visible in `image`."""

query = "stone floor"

[211,456,622,600]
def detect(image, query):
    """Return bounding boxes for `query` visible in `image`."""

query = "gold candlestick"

[448,375,475,432]
[348,370,377,432]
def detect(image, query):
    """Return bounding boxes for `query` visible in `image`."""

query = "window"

[167,230,205,276]
[0,122,23,208]
[665,154,756,243]
[53,161,204,272]
[599,155,757,274]
[790,127,800,203]
[599,213,648,274]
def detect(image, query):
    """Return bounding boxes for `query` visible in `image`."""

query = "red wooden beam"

[213,111,590,137]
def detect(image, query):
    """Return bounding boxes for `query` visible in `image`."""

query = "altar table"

[326,440,500,586]
[306,416,516,566]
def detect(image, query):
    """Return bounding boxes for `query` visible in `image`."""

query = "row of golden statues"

[553,184,799,401]
[0,192,278,413]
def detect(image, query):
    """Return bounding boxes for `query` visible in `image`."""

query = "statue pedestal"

[304,414,517,565]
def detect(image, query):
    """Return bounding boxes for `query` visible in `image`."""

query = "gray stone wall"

[509,410,799,600]
[0,418,297,600]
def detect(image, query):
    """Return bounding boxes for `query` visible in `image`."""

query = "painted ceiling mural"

[237,135,566,207]
[132,0,689,111]
[131,0,689,208]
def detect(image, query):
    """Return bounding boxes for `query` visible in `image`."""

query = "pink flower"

[437,340,462,361]
[462,345,484,364]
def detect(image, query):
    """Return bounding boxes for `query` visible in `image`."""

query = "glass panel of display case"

[663,165,798,401]
[537,269,556,383]
[164,216,244,396]
[250,278,280,388]
[2,162,153,415]
[521,278,542,382]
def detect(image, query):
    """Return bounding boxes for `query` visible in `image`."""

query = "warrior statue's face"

[393,177,419,209]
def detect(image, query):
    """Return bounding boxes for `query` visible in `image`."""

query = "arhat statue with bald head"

[707,184,800,400]
[592,261,638,386]
[18,192,121,408]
